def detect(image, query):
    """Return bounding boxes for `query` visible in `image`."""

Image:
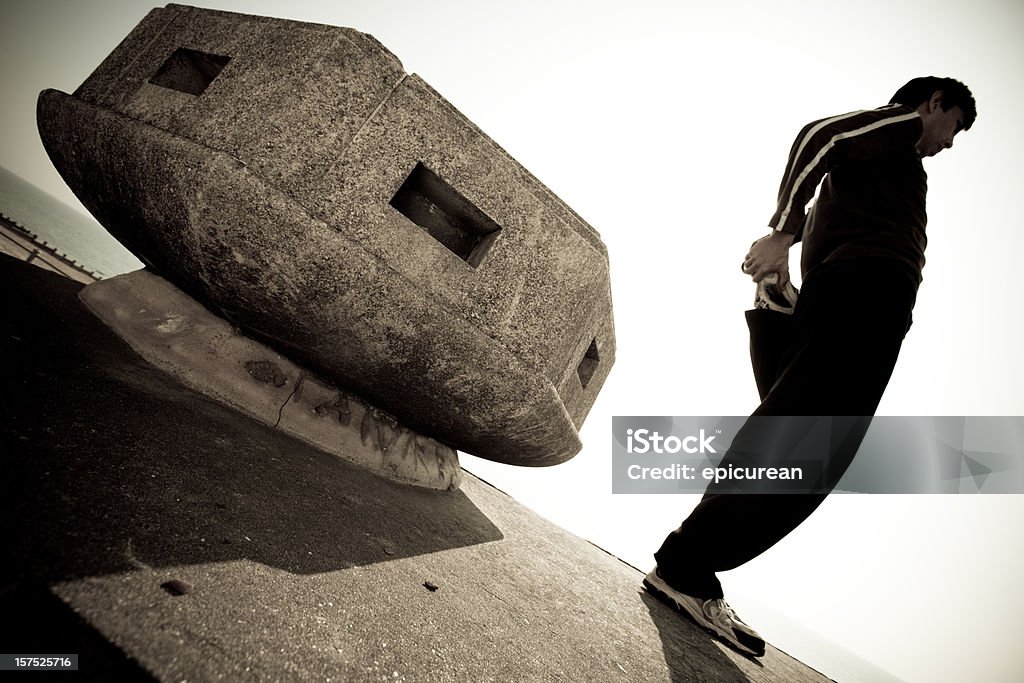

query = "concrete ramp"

[1,255,829,681]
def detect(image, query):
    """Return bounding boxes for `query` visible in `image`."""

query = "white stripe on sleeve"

[775,110,919,231]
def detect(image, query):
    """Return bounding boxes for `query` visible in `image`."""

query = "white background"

[2,1,1022,681]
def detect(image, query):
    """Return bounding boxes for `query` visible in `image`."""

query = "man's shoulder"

[805,103,918,130]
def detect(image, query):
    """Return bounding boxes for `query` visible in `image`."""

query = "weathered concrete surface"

[80,268,461,490]
[2,256,826,682]
[36,3,615,466]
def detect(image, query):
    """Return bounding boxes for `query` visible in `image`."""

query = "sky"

[2,1,1023,681]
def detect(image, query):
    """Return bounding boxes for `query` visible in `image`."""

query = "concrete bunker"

[38,3,616,479]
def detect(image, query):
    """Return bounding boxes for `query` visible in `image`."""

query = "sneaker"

[754,273,799,315]
[643,568,766,657]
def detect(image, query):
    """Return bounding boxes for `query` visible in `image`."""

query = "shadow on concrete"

[0,582,156,681]
[639,590,763,682]
[1,255,504,588]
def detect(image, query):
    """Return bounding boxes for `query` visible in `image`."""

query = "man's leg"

[651,259,917,605]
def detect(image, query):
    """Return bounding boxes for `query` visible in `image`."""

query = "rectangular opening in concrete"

[577,338,600,388]
[149,48,231,96]
[390,163,502,268]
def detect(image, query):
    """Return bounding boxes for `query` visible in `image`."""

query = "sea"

[0,165,142,278]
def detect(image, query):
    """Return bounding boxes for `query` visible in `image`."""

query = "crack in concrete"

[275,373,305,428]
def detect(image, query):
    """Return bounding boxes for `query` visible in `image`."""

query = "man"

[643,77,977,657]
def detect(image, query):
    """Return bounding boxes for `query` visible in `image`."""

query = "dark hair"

[890,77,977,130]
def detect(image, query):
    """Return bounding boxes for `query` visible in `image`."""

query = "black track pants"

[654,259,918,599]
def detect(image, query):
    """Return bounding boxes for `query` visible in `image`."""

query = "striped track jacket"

[769,104,928,284]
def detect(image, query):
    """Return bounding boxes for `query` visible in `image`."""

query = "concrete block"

[38,4,615,465]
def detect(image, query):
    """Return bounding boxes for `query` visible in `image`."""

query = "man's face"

[917,103,966,158]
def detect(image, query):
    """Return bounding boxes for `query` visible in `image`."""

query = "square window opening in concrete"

[390,163,502,268]
[149,48,231,96]
[577,338,600,388]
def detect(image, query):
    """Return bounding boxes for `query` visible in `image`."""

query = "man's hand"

[742,230,795,286]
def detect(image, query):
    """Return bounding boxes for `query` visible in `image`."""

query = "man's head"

[890,77,977,158]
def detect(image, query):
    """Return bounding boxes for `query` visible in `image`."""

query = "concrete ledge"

[79,268,461,490]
